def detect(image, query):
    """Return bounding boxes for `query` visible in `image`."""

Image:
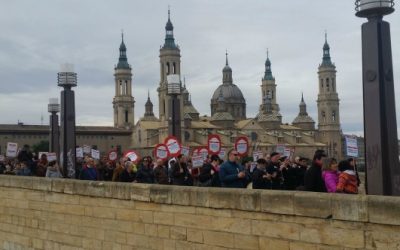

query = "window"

[332,111,336,122]
[173,62,176,74]
[166,62,170,75]
[125,110,129,123]
[119,81,123,95]
[125,80,128,95]
[320,79,323,89]
[327,82,330,91]
[322,111,326,123]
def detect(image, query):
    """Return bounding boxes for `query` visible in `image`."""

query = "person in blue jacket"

[219,149,249,188]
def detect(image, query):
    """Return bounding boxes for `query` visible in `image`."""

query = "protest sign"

[124,150,140,164]
[218,148,226,160]
[207,134,221,154]
[47,153,57,162]
[154,144,169,160]
[6,142,18,158]
[108,150,118,161]
[191,155,204,168]
[83,145,91,154]
[253,151,263,161]
[198,147,209,161]
[76,147,84,158]
[0,155,5,162]
[235,137,249,156]
[181,146,190,157]
[164,136,181,157]
[91,149,100,160]
[345,136,359,157]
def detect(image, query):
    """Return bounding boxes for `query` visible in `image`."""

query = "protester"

[266,152,282,190]
[198,154,220,187]
[322,158,339,193]
[252,158,272,189]
[280,156,298,190]
[103,161,115,181]
[136,156,154,183]
[79,158,98,181]
[337,160,358,194]
[172,154,193,186]
[36,153,48,177]
[219,149,249,188]
[304,149,327,192]
[46,161,62,178]
[153,159,169,185]
[16,161,31,176]
[119,161,136,182]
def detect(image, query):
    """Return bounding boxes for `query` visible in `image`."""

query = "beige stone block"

[161,204,196,214]
[252,220,300,241]
[105,230,127,244]
[115,208,153,223]
[50,232,83,247]
[145,223,158,236]
[208,189,237,210]
[9,176,33,189]
[364,227,400,249]
[32,178,52,192]
[212,217,252,234]
[92,206,116,219]
[32,238,44,249]
[174,213,212,230]
[45,193,80,205]
[51,179,75,194]
[132,222,145,234]
[104,183,131,200]
[203,230,234,248]
[60,244,83,250]
[163,239,176,250]
[259,238,290,250]
[150,185,172,204]
[130,183,151,202]
[368,195,400,226]
[175,240,197,250]
[126,234,150,248]
[234,234,259,249]
[157,225,170,238]
[187,228,203,243]
[293,192,332,219]
[82,238,102,250]
[153,211,174,225]
[170,226,187,240]
[299,226,364,248]
[289,241,318,250]
[318,246,343,250]
[195,207,232,218]
[331,194,368,222]
[135,201,162,211]
[171,186,192,206]
[261,190,294,215]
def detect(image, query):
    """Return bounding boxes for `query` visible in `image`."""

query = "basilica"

[112,11,343,159]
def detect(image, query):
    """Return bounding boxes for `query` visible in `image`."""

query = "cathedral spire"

[299,93,307,115]
[222,51,233,84]
[321,31,333,67]
[263,49,274,80]
[117,31,129,69]
[164,7,176,49]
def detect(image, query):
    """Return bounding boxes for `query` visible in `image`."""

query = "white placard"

[284,148,291,157]
[0,155,5,162]
[199,148,208,161]
[165,137,181,156]
[91,149,100,160]
[276,144,285,154]
[83,145,91,154]
[192,155,204,168]
[47,152,57,162]
[345,136,359,157]
[218,148,226,160]
[76,147,84,158]
[253,151,263,161]
[6,142,18,158]
[181,146,190,157]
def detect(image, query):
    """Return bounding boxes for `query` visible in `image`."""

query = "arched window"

[327,82,330,92]
[332,111,336,122]
[267,90,270,98]
[166,63,170,75]
[173,62,176,74]
[320,79,323,89]
[125,80,129,95]
[322,111,326,123]
[119,80,123,95]
[125,110,128,123]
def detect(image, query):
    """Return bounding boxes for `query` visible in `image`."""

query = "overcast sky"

[0,0,399,136]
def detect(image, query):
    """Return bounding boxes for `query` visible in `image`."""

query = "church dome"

[211,84,245,103]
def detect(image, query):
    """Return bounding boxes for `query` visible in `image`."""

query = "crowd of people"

[0,145,360,194]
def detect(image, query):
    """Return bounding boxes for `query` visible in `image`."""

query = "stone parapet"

[0,175,399,249]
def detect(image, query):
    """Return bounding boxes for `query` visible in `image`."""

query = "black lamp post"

[48,98,60,160]
[167,74,182,141]
[58,64,77,178]
[355,0,400,195]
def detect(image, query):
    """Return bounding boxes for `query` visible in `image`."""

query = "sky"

[0,0,399,137]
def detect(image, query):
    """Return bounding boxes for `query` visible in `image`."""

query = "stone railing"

[0,175,399,249]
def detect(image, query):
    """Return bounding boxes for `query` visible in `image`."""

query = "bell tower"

[157,9,182,122]
[260,51,279,112]
[317,33,342,158]
[113,33,135,128]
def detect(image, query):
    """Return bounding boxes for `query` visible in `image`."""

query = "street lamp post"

[355,0,400,195]
[48,98,60,160]
[167,74,182,141]
[58,64,77,178]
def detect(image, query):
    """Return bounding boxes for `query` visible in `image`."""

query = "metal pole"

[361,16,400,195]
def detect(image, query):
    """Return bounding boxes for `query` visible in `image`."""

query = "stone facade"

[1,175,400,249]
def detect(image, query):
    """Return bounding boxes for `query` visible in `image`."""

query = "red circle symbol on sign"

[108,150,118,161]
[123,150,140,164]
[207,134,221,154]
[154,144,169,160]
[164,136,181,157]
[235,136,249,157]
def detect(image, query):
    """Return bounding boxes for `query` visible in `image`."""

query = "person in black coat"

[266,152,283,190]
[304,150,327,192]
[119,161,135,182]
[172,155,193,186]
[136,157,154,183]
[280,156,298,190]
[198,154,221,187]
[252,158,273,189]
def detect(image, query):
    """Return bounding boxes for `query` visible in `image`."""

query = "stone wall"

[0,175,399,250]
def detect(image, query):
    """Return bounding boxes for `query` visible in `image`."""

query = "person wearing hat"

[304,150,327,192]
[252,158,272,189]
